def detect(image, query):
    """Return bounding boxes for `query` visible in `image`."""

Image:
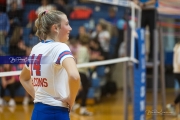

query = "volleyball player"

[19,10,80,120]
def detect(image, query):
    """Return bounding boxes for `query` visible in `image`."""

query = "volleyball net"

[8,0,180,120]
[0,1,143,119]
[1,1,179,83]
[0,57,138,77]
[0,0,141,77]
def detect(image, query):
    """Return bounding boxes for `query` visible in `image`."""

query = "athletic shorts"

[31,102,70,120]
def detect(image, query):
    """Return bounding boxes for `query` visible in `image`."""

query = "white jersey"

[26,40,73,108]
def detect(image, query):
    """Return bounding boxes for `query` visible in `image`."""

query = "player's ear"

[51,24,59,33]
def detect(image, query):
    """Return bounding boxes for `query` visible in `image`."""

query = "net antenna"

[88,1,142,120]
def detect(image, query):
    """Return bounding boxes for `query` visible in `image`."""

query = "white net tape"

[0,57,138,77]
[89,0,141,10]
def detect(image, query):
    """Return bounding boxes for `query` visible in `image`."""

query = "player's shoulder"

[31,42,42,51]
[55,42,69,46]
[31,42,39,50]
[54,42,70,49]
[31,42,70,52]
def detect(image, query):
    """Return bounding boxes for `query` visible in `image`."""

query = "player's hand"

[68,103,73,111]
[79,85,82,91]
[61,97,74,111]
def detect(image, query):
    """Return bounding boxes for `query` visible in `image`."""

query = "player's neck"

[45,37,55,42]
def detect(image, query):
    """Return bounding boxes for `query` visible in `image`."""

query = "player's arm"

[62,57,80,110]
[19,66,35,99]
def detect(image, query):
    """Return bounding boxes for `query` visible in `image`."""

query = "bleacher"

[1,1,125,103]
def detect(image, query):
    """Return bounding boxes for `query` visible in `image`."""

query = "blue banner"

[0,56,51,64]
[0,56,28,64]
[133,28,146,120]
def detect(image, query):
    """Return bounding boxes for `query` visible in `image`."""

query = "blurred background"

[0,0,180,120]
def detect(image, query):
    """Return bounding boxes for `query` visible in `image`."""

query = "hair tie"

[45,10,48,13]
[42,10,48,15]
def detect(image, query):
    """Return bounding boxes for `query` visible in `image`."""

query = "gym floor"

[0,90,179,120]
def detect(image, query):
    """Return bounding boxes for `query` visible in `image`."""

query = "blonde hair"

[35,10,65,40]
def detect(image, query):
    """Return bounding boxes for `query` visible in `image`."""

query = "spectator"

[166,42,180,115]
[28,22,39,48]
[73,37,93,116]
[0,64,21,106]
[54,0,72,18]
[76,26,90,43]
[115,13,128,58]
[9,26,30,56]
[134,0,158,61]
[91,23,111,60]
[53,0,67,16]
[7,0,24,12]
[105,7,118,25]
[89,39,105,79]
[7,1,24,36]
[89,39,105,62]
[36,0,55,15]
[0,10,10,46]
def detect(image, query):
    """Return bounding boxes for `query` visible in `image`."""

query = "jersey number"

[30,54,42,76]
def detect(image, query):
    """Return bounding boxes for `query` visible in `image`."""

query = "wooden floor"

[0,90,180,120]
